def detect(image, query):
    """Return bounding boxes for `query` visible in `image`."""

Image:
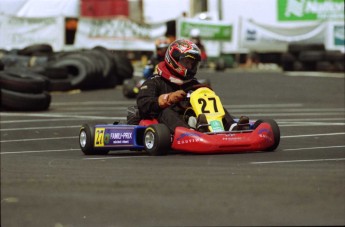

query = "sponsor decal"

[96,128,134,146]
[222,137,241,141]
[277,0,344,21]
[210,120,224,132]
[258,128,273,142]
[104,133,110,144]
[110,132,132,140]
[176,132,203,145]
[246,29,257,41]
[109,131,133,145]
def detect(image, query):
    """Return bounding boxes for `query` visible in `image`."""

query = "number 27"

[198,97,218,113]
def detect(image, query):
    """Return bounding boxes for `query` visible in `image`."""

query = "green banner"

[334,25,345,46]
[277,0,344,21]
[179,20,232,41]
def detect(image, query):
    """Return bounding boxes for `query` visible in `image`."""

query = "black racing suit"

[136,75,235,133]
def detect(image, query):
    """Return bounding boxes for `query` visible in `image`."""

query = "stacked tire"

[0,67,51,111]
[1,44,135,111]
[281,43,344,72]
[34,47,134,91]
[1,44,134,92]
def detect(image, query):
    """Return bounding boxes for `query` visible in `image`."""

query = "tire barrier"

[0,44,134,111]
[281,43,344,72]
[0,69,51,111]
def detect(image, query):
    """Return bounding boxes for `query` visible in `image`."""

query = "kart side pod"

[79,123,147,155]
[170,119,280,154]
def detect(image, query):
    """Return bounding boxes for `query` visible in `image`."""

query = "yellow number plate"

[94,127,105,147]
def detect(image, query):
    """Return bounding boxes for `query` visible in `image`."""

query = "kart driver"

[136,39,247,133]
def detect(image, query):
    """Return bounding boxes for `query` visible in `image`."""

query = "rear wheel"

[254,119,280,152]
[144,124,171,156]
[79,124,109,155]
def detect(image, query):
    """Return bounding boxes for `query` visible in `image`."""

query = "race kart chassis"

[79,119,280,156]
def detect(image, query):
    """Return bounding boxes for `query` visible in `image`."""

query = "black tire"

[49,57,93,89]
[215,58,226,71]
[127,105,141,125]
[333,62,345,72]
[293,61,316,71]
[112,52,134,83]
[0,54,31,68]
[288,43,325,56]
[316,61,334,72]
[299,51,324,62]
[92,46,118,88]
[292,61,305,71]
[47,79,73,91]
[1,89,51,111]
[281,53,296,71]
[32,65,70,79]
[18,44,53,56]
[144,124,171,156]
[323,50,344,62]
[253,119,280,152]
[79,124,109,155]
[88,49,114,79]
[1,69,49,93]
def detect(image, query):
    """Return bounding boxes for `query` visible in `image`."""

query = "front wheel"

[79,124,109,155]
[144,124,171,156]
[254,119,280,152]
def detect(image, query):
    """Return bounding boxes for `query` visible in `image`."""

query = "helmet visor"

[178,56,200,75]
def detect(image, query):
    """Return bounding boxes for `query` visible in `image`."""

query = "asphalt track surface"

[1,70,345,227]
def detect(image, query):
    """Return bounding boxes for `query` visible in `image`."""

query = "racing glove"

[158,90,186,108]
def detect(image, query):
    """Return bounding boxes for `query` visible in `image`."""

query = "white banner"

[240,19,326,52]
[0,14,64,51]
[74,17,167,51]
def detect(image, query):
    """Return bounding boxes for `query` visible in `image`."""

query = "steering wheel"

[179,84,212,120]
[182,83,212,94]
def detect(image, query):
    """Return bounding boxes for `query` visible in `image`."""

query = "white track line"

[251,158,345,165]
[1,118,84,124]
[281,132,345,138]
[0,125,80,131]
[284,145,345,151]
[279,122,345,127]
[0,148,80,155]
[0,136,78,143]
[284,71,345,78]
[51,101,136,106]
[0,112,126,120]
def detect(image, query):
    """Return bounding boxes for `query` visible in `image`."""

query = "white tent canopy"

[0,0,79,17]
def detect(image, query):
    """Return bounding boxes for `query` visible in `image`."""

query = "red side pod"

[139,119,159,126]
[171,123,275,154]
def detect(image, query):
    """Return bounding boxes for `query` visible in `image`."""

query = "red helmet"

[165,39,201,79]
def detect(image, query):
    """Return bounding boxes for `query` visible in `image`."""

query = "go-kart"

[79,86,280,155]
